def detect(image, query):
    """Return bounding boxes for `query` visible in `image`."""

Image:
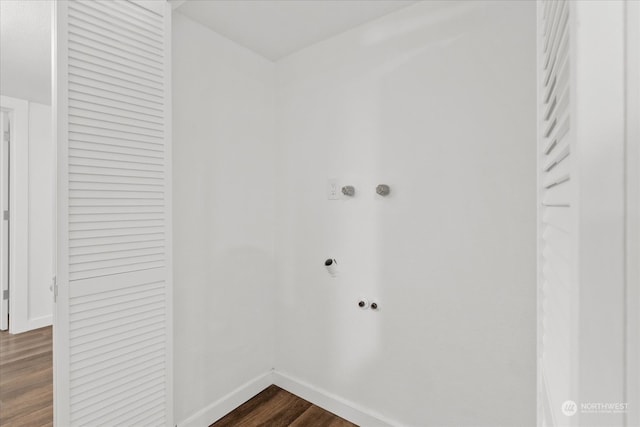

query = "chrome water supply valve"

[376,184,390,196]
[341,185,355,197]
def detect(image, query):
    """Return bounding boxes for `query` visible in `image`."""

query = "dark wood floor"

[212,385,357,427]
[0,328,354,427]
[0,326,53,427]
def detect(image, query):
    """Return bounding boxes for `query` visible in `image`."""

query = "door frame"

[0,95,30,334]
[51,1,65,423]
[626,1,640,425]
[0,110,7,331]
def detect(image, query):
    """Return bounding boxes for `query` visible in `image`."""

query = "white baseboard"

[177,371,273,427]
[177,370,400,427]
[28,315,52,331]
[10,315,52,334]
[272,371,398,427]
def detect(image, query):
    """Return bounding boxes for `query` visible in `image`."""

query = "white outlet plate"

[327,178,340,200]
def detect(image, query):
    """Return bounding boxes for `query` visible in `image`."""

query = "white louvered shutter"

[537,0,573,425]
[54,1,172,426]
[537,1,630,426]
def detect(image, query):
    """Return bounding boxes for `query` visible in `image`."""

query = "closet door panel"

[537,1,574,425]
[55,1,172,425]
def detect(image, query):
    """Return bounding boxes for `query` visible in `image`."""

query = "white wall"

[172,12,277,425]
[27,102,53,328]
[274,1,537,426]
[171,2,537,425]
[0,0,52,105]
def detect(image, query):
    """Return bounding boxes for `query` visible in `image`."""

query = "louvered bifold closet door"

[537,0,573,425]
[55,1,172,426]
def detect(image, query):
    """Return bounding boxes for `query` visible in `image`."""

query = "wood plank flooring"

[0,326,53,427]
[211,385,357,427]
[0,328,354,427]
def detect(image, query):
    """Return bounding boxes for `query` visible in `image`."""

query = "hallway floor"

[211,385,357,427]
[0,326,53,427]
[0,327,355,427]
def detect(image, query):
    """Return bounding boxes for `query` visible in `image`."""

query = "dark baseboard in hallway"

[211,384,358,427]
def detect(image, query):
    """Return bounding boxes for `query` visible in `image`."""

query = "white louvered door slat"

[537,1,573,426]
[538,2,630,425]
[55,1,172,426]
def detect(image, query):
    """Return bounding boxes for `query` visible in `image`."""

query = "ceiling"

[0,0,419,103]
[0,0,52,105]
[174,0,420,61]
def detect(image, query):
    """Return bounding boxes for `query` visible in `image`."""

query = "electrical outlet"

[327,178,340,200]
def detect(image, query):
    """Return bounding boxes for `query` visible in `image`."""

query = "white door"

[0,112,8,331]
[54,1,173,425]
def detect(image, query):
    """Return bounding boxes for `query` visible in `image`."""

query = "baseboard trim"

[28,315,52,331]
[177,371,273,427]
[272,371,397,427]
[177,370,400,427]
[11,315,52,334]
